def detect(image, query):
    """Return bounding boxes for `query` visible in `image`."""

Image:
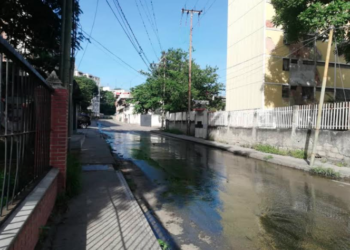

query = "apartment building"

[226,0,350,111]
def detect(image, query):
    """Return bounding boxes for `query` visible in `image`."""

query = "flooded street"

[104,128,350,250]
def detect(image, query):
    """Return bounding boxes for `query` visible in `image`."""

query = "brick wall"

[8,173,58,250]
[50,88,69,190]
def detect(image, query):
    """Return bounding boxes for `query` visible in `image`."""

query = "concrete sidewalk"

[52,122,160,250]
[151,130,350,178]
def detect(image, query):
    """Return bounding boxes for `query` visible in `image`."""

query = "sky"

[75,0,228,91]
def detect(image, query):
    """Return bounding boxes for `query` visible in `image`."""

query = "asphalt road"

[100,120,350,250]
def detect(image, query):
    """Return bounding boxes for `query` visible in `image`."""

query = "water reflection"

[106,131,350,250]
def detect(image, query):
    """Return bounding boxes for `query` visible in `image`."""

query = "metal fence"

[166,111,195,121]
[298,102,350,130]
[168,102,350,131]
[0,37,53,220]
[228,110,255,128]
[208,111,228,126]
[257,106,293,129]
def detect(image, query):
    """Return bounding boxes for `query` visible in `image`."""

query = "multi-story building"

[74,69,101,116]
[226,0,350,111]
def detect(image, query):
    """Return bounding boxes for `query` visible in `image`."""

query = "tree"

[271,0,350,62]
[100,90,116,115]
[130,48,224,114]
[74,76,98,112]
[0,0,85,74]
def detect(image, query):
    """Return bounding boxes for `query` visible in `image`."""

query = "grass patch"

[336,162,348,167]
[158,239,170,250]
[310,167,340,179]
[254,144,306,159]
[66,154,82,198]
[263,155,273,161]
[163,128,183,135]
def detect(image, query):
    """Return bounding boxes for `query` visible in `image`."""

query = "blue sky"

[75,0,227,90]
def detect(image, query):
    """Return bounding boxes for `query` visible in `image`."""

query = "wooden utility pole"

[182,8,202,135]
[310,27,334,167]
[161,52,166,128]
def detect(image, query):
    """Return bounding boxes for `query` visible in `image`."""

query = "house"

[226,0,350,111]
[115,90,134,122]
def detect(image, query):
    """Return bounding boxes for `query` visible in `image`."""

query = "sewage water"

[106,131,350,250]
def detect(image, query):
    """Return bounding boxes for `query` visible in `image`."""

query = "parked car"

[78,113,91,128]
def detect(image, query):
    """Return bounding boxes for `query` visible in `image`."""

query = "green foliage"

[254,144,286,155]
[0,0,85,74]
[100,90,116,115]
[264,155,274,161]
[289,149,305,159]
[158,239,170,250]
[163,128,183,134]
[336,161,348,167]
[130,48,225,114]
[74,76,98,112]
[310,167,341,179]
[271,0,350,62]
[66,154,82,198]
[254,144,306,159]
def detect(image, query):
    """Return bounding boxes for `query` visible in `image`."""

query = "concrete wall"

[0,169,59,250]
[208,126,350,162]
[166,121,195,136]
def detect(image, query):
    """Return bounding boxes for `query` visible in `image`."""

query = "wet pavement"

[102,124,350,250]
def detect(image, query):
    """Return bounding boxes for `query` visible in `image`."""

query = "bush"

[310,167,341,179]
[66,154,82,198]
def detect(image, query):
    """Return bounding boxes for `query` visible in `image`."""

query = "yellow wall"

[264,85,289,108]
[265,30,289,57]
[316,42,347,63]
[316,65,350,88]
[265,56,289,83]
[315,90,335,103]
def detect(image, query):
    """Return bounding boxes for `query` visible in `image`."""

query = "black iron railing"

[0,37,53,221]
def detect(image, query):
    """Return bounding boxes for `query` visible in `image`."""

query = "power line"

[81,29,142,75]
[113,0,152,65]
[149,0,162,51]
[226,36,320,89]
[193,0,218,28]
[105,0,151,70]
[222,35,321,74]
[138,0,162,51]
[78,0,100,69]
[135,0,159,60]
[193,0,200,8]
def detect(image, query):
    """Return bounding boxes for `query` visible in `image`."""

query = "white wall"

[226,0,265,111]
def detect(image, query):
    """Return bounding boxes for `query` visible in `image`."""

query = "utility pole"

[61,0,73,87]
[161,52,166,129]
[182,8,202,135]
[310,27,334,167]
[60,0,73,151]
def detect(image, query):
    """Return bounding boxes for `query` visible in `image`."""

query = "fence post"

[292,105,299,138]
[47,71,69,191]
[251,110,258,144]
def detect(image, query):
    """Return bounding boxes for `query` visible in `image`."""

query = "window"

[282,85,290,98]
[283,58,290,71]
